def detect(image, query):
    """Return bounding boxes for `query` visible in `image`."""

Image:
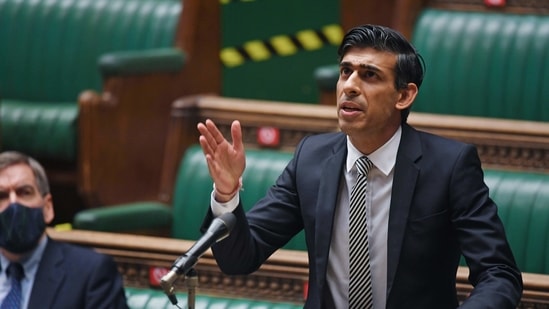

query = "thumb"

[231,120,244,153]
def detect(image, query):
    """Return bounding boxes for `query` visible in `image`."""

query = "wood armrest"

[456,266,549,306]
[47,228,307,303]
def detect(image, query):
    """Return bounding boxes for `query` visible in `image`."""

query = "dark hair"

[0,151,50,196]
[338,25,425,122]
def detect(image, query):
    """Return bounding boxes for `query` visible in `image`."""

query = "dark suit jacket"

[27,237,128,309]
[208,124,523,309]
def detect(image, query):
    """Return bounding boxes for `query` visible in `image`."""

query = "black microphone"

[160,212,237,304]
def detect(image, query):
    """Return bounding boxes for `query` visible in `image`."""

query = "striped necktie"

[349,156,374,308]
[1,262,24,309]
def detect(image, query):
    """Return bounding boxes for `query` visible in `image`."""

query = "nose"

[8,191,18,203]
[342,71,360,97]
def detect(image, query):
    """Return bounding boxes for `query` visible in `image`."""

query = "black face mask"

[0,202,46,254]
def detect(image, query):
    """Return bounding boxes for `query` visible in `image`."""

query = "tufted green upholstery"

[313,9,549,121]
[170,145,305,251]
[483,170,549,274]
[125,287,302,309]
[411,9,549,121]
[0,0,182,161]
[73,145,307,251]
[0,101,78,161]
[74,146,549,274]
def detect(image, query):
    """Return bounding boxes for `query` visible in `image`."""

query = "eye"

[0,191,8,201]
[340,67,352,77]
[362,70,377,79]
[15,186,36,198]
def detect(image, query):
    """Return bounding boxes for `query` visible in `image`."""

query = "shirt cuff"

[210,190,240,217]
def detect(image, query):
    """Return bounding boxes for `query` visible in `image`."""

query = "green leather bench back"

[0,0,181,161]
[125,287,302,309]
[173,147,549,273]
[484,169,549,274]
[171,145,307,251]
[314,9,549,121]
[411,9,549,121]
[72,144,549,274]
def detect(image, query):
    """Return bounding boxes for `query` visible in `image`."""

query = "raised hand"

[197,119,246,202]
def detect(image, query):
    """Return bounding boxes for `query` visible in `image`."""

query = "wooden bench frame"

[76,0,221,211]
[158,95,549,203]
[48,228,549,307]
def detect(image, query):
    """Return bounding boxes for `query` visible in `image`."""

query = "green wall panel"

[221,0,341,104]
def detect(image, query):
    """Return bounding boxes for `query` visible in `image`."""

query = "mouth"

[341,106,362,112]
[339,101,364,113]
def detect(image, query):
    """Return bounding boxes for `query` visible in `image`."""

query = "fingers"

[198,119,244,152]
[231,120,244,153]
[197,119,223,157]
[198,135,214,156]
[205,119,226,145]
[197,119,220,148]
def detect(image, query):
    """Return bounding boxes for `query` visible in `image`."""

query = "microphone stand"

[160,268,198,309]
[160,213,236,307]
[185,268,198,309]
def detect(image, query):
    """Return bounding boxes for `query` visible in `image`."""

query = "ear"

[395,83,418,111]
[42,193,55,225]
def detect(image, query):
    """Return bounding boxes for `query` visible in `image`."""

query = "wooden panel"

[48,228,307,304]
[48,228,549,307]
[158,95,549,203]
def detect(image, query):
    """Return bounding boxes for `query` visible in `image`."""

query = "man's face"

[0,163,53,223]
[336,47,404,141]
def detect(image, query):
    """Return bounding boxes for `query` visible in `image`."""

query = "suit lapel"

[28,239,66,308]
[386,124,422,295]
[315,136,347,290]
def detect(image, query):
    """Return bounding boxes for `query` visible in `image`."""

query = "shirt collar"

[346,126,402,176]
[1,236,48,278]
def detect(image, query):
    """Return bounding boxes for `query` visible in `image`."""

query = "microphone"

[160,212,237,304]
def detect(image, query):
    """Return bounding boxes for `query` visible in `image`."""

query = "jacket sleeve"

[451,145,523,308]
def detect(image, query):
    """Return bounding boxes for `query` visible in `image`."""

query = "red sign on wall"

[257,127,280,148]
[484,0,506,7]
[149,267,170,287]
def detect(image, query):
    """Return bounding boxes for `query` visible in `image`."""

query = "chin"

[338,119,353,135]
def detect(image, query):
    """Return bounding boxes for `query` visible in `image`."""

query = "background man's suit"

[27,237,128,309]
[208,123,522,309]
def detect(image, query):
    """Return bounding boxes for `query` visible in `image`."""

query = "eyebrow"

[339,61,382,73]
[0,184,36,192]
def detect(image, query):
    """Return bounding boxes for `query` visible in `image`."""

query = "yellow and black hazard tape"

[220,24,343,68]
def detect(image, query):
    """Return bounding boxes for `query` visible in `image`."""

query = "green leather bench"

[125,287,302,309]
[482,170,549,274]
[0,0,183,162]
[314,8,549,121]
[73,145,307,251]
[74,144,549,276]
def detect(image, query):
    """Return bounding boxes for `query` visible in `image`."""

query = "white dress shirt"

[328,126,401,308]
